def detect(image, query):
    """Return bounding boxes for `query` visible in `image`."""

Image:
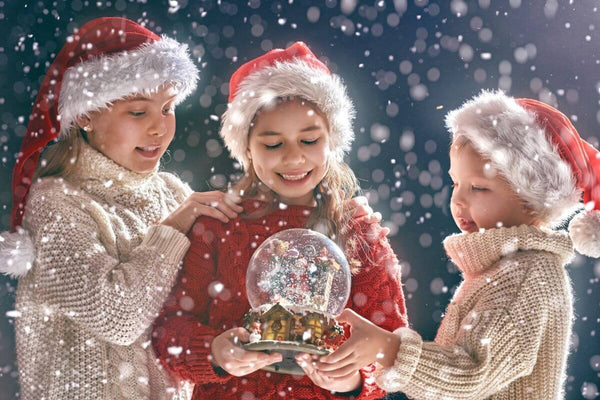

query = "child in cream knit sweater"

[313,90,600,399]
[0,18,245,400]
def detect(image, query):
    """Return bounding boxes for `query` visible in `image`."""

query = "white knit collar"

[443,224,574,276]
[70,141,159,188]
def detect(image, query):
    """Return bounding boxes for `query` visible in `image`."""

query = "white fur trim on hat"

[445,90,582,226]
[0,228,35,278]
[220,59,355,168]
[58,36,199,137]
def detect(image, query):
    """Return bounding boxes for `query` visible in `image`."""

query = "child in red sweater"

[152,42,407,399]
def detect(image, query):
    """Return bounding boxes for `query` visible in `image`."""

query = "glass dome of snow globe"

[243,228,351,375]
[246,228,351,317]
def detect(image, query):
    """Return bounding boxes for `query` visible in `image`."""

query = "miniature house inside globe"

[243,228,352,375]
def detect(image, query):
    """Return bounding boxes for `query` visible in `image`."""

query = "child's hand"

[161,191,243,234]
[315,309,401,378]
[346,195,380,221]
[343,196,390,237]
[211,327,282,377]
[295,352,362,393]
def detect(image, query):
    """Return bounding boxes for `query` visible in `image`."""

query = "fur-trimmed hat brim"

[58,36,199,136]
[220,59,355,168]
[445,90,582,226]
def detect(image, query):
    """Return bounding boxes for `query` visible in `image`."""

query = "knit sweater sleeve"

[25,185,190,346]
[152,218,232,385]
[341,218,408,399]
[375,255,556,399]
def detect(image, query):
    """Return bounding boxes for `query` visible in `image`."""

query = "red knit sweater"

[152,200,407,400]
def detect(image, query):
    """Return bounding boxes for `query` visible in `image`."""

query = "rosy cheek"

[314,147,329,166]
[449,194,458,208]
[252,164,264,177]
[167,118,176,130]
[253,160,273,180]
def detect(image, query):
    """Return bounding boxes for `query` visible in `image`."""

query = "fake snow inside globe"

[243,228,351,375]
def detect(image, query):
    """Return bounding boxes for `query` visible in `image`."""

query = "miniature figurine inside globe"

[243,228,351,375]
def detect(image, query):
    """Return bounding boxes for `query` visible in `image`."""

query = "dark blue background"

[1,1,599,399]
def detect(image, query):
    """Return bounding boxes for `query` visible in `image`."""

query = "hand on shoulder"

[161,191,243,234]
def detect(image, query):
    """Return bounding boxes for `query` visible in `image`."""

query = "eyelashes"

[451,183,489,192]
[127,105,174,117]
[264,138,319,150]
[302,138,319,145]
[265,138,319,150]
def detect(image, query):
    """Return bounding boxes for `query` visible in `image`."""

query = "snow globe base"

[243,340,330,375]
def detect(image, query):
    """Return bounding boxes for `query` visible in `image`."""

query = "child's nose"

[148,114,168,136]
[282,146,305,165]
[451,188,466,207]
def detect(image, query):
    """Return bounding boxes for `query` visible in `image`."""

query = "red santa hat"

[219,41,355,168]
[445,90,600,257]
[10,17,199,231]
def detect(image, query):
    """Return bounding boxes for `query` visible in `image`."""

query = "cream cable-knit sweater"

[15,142,192,400]
[376,225,574,399]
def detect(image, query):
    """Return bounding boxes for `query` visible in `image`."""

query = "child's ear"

[75,115,92,131]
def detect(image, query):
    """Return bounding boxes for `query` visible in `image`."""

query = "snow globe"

[243,228,351,375]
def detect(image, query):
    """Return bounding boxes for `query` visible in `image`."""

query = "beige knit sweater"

[15,142,192,400]
[376,225,574,399]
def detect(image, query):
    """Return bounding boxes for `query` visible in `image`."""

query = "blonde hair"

[233,98,361,242]
[34,127,84,180]
[233,159,359,240]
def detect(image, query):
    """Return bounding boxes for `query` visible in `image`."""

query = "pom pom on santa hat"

[445,90,600,258]
[0,228,34,278]
[220,41,355,169]
[568,203,600,258]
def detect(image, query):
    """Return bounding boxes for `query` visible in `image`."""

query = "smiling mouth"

[137,145,161,152]
[277,170,312,181]
[135,145,161,158]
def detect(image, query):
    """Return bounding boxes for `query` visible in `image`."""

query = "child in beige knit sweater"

[0,18,248,400]
[313,90,600,399]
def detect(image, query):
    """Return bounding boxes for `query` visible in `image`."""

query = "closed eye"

[265,143,282,149]
[162,100,176,115]
[451,183,488,192]
[129,111,145,117]
[302,138,319,145]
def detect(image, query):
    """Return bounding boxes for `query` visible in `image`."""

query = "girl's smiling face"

[247,98,330,206]
[79,85,178,173]
[449,139,538,233]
